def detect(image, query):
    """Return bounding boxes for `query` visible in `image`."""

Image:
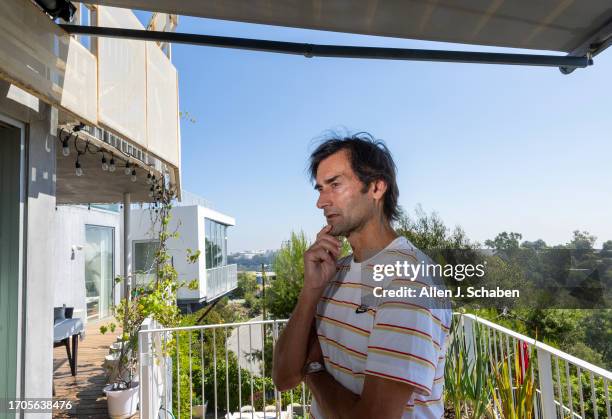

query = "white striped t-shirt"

[309,236,451,419]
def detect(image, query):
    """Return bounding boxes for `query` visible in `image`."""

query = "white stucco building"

[0,2,181,414]
[130,203,238,313]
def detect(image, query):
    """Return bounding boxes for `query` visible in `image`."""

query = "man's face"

[314,150,376,237]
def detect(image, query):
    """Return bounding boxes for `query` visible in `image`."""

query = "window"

[90,203,120,213]
[85,225,114,319]
[205,218,228,269]
[133,240,160,285]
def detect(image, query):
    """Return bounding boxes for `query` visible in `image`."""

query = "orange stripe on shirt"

[378,301,451,331]
[364,369,431,394]
[317,314,370,337]
[368,345,437,369]
[373,322,441,350]
[329,280,375,290]
[414,395,444,406]
[320,296,376,316]
[324,356,365,378]
[318,333,368,360]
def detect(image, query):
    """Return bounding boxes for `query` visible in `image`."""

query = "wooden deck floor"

[52,318,137,418]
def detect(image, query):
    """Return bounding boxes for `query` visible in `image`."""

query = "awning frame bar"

[561,17,612,74]
[59,24,592,72]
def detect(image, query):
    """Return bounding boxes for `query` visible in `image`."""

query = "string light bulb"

[131,168,137,183]
[101,154,109,171]
[109,157,116,172]
[149,186,154,197]
[62,136,70,157]
[75,156,83,177]
[124,161,132,176]
[146,172,152,184]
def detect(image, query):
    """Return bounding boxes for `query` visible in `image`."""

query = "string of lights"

[56,125,165,194]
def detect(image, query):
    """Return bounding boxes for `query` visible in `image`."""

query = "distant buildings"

[231,249,275,260]
[229,249,277,271]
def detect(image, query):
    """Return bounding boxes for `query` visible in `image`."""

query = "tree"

[267,231,309,319]
[395,205,476,251]
[485,232,523,250]
[236,272,262,317]
[567,230,597,249]
[583,310,612,369]
[521,239,547,250]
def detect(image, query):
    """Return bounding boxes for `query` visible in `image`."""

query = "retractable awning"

[78,0,612,60]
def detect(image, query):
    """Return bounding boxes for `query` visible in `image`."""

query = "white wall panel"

[97,6,147,146]
[61,38,98,124]
[146,42,180,167]
[0,0,97,125]
[0,2,180,171]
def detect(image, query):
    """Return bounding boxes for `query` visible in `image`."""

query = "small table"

[53,318,84,376]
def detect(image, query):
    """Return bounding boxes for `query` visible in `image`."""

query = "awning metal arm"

[60,25,592,71]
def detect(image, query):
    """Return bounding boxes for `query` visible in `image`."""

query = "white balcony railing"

[458,314,611,419]
[207,264,238,301]
[138,314,612,419]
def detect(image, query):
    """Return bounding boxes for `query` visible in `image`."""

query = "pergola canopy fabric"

[79,0,612,56]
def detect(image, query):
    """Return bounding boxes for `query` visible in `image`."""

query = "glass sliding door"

[84,225,114,319]
[0,118,24,416]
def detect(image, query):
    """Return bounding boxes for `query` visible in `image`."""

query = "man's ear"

[371,179,388,201]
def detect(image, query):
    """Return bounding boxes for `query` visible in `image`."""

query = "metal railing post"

[537,348,556,418]
[462,315,476,368]
[135,314,612,419]
[139,318,159,419]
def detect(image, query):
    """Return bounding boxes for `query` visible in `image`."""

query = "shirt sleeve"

[364,293,442,396]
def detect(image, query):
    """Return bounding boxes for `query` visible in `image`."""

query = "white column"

[123,192,131,300]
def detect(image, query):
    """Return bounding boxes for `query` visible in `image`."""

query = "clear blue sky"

[136,13,612,253]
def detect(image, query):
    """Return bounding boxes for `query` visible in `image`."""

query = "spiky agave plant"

[445,316,495,418]
[489,340,535,419]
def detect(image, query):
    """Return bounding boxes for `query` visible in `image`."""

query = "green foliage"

[179,110,196,124]
[100,185,182,387]
[235,272,262,317]
[170,304,306,416]
[485,232,523,251]
[567,230,597,250]
[489,348,535,419]
[186,248,201,264]
[235,272,257,298]
[99,291,148,386]
[267,231,310,319]
[445,316,494,418]
[582,309,612,368]
[395,205,476,250]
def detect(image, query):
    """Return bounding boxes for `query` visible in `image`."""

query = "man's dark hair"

[309,133,400,222]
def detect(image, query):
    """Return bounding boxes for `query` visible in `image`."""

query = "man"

[272,134,451,418]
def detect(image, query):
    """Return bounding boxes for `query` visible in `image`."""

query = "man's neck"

[347,218,398,263]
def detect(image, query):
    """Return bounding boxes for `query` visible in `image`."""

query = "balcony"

[0,1,181,205]
[138,314,612,419]
[207,264,239,302]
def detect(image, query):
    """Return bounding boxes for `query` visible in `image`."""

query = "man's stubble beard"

[328,190,374,237]
[330,209,369,238]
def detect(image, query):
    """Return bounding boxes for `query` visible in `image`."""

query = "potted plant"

[101,185,184,418]
[191,394,208,418]
[100,295,146,419]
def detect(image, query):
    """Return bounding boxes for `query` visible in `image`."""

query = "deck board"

[52,319,139,418]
